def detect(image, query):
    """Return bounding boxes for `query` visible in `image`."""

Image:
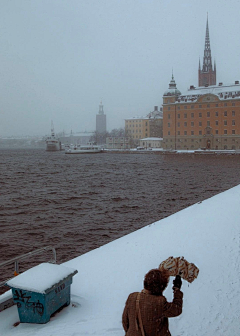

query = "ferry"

[65,144,103,154]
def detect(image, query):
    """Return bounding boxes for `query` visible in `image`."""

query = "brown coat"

[122,289,183,336]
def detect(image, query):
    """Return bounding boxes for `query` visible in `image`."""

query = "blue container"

[6,263,78,324]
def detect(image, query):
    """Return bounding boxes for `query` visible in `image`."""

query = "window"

[184,113,187,118]
[178,131,180,135]
[145,122,148,126]
[224,103,227,106]
[199,121,202,126]
[207,104,210,107]
[177,106,180,110]
[184,122,187,127]
[215,130,219,134]
[168,123,170,127]
[168,107,170,111]
[199,130,202,135]
[177,114,180,118]
[191,105,194,109]
[199,112,202,117]
[215,104,218,107]
[168,131,170,135]
[207,121,210,126]
[224,111,227,116]
[199,104,202,108]
[224,130,227,134]
[224,120,227,126]
[184,131,187,135]
[215,111,218,117]
[232,102,235,106]
[191,131,194,135]
[177,122,180,127]
[185,139,187,142]
[191,139,194,142]
[232,145,236,150]
[232,120,235,126]
[184,106,187,109]
[191,113,194,118]
[191,122,194,126]
[232,111,235,116]
[224,145,228,149]
[232,130,236,134]
[216,121,218,126]
[168,114,170,119]
[207,112,210,117]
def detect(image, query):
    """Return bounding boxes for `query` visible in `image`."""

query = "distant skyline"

[1,1,240,136]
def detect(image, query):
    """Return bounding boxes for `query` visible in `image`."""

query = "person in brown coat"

[122,269,183,336]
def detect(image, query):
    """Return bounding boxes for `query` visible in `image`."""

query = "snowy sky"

[1,0,240,136]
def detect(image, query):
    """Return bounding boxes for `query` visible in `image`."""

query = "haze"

[0,0,240,136]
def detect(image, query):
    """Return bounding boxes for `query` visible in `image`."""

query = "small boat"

[46,122,61,151]
[65,144,103,154]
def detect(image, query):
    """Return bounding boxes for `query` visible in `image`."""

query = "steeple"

[98,101,104,115]
[198,15,216,87]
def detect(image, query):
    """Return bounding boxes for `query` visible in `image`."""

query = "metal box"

[6,263,78,324]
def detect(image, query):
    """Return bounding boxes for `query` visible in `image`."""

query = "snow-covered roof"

[6,263,78,294]
[177,82,240,103]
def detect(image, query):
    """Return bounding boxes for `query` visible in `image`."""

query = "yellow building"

[125,106,163,145]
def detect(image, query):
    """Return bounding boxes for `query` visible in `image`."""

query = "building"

[96,101,107,134]
[125,106,163,145]
[162,17,240,151]
[139,137,163,149]
[106,136,130,149]
[198,16,216,87]
[163,77,240,150]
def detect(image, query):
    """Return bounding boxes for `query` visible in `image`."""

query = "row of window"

[168,120,236,127]
[167,111,236,119]
[126,122,148,127]
[130,129,148,133]
[167,102,236,110]
[167,130,236,136]
[166,138,237,143]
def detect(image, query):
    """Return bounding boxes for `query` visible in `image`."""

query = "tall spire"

[198,14,216,87]
[202,15,212,72]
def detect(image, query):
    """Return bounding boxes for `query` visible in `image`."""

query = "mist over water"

[1,149,240,287]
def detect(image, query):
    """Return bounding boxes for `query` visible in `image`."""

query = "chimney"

[219,82,223,86]
[235,80,239,85]
[190,85,195,90]
[154,106,158,111]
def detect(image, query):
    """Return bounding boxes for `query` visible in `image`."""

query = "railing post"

[14,261,19,276]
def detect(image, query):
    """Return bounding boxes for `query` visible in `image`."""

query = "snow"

[1,184,240,335]
[6,263,78,294]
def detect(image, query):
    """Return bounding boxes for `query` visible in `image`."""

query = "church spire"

[198,15,216,87]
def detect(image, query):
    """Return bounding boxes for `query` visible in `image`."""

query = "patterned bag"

[159,256,199,283]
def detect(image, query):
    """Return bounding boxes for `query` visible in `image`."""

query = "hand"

[173,275,182,290]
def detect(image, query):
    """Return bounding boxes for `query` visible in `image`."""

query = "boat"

[46,122,61,151]
[65,144,103,154]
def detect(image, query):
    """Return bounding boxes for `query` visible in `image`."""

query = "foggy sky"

[1,0,240,136]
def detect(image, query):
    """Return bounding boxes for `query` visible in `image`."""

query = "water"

[1,148,240,288]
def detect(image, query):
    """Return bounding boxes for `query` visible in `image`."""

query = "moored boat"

[65,144,103,154]
[46,122,61,151]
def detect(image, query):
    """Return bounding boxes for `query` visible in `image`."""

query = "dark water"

[1,148,240,288]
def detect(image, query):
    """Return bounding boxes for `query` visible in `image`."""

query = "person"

[122,269,183,336]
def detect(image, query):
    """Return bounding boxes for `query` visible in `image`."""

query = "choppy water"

[1,148,240,288]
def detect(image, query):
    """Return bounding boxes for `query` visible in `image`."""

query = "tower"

[198,16,216,87]
[96,101,106,134]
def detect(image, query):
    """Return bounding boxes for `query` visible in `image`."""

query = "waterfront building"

[139,137,163,149]
[96,101,107,134]
[125,106,163,145]
[163,79,240,150]
[162,17,240,151]
[106,136,130,149]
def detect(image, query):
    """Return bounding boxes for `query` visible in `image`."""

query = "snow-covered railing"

[0,246,56,288]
